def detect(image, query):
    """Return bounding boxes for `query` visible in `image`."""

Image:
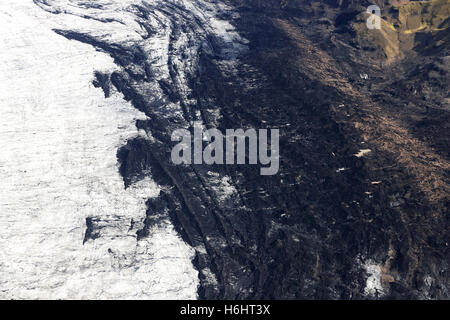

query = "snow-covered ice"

[0,0,198,299]
[363,260,386,297]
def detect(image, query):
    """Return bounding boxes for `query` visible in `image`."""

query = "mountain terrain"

[0,0,448,299]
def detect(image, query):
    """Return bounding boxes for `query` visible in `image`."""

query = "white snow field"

[0,0,198,299]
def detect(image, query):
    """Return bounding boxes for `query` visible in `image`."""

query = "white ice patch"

[363,261,386,297]
[207,172,237,203]
[355,149,372,158]
[201,267,219,286]
[0,0,198,299]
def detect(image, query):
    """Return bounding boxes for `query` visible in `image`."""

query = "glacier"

[0,0,199,299]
